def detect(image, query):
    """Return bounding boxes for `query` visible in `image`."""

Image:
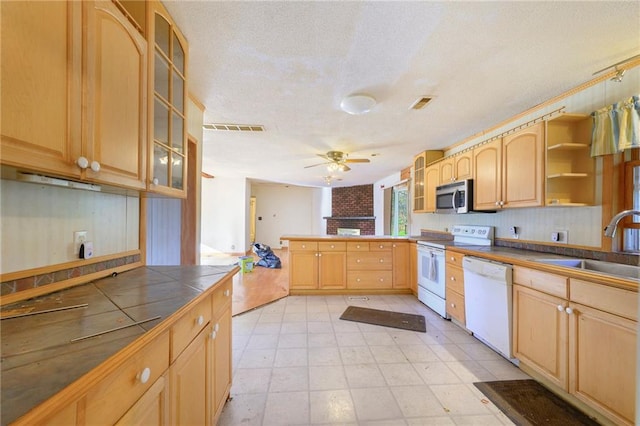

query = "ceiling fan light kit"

[340,94,376,115]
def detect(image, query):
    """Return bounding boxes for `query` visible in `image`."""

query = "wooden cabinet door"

[424,163,440,212]
[413,153,426,212]
[212,308,232,423]
[439,158,454,183]
[473,139,502,210]
[318,251,346,289]
[409,242,417,294]
[170,327,210,426]
[289,251,318,289]
[453,152,473,180]
[392,242,409,289]
[115,375,169,426]
[83,1,147,189]
[568,302,636,426]
[0,1,83,178]
[502,122,544,208]
[513,284,568,390]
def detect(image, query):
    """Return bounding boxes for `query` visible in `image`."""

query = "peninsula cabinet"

[513,266,637,426]
[289,241,347,290]
[0,0,147,191]
[148,1,189,197]
[473,122,544,210]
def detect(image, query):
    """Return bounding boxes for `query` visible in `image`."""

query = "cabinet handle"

[214,323,220,332]
[77,156,89,169]
[151,177,159,186]
[318,253,322,257]
[450,276,455,281]
[356,278,361,282]
[196,315,205,326]
[557,305,564,312]
[495,201,500,206]
[379,259,384,263]
[224,289,230,297]
[356,245,361,249]
[565,307,574,315]
[379,278,384,282]
[450,257,455,261]
[393,244,397,248]
[356,259,361,263]
[330,244,335,248]
[450,303,456,308]
[90,161,100,172]
[379,244,383,249]
[499,201,504,206]
[302,244,306,249]
[137,367,151,384]
[210,330,217,339]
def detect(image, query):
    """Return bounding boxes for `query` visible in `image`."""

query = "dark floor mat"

[339,306,426,332]
[474,380,600,426]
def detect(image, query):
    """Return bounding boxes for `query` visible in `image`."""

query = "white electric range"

[416,225,494,317]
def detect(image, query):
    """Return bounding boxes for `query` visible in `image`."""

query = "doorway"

[390,183,409,236]
[250,196,257,244]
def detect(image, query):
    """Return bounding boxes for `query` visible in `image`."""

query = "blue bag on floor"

[252,243,282,268]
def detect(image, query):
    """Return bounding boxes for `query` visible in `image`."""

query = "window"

[390,183,409,236]
[622,159,640,252]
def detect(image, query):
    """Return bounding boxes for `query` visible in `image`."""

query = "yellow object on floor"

[238,256,254,273]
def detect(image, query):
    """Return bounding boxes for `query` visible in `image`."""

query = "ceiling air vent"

[409,96,434,110]
[203,123,265,132]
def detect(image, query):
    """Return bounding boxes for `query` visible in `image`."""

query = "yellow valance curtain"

[591,95,640,156]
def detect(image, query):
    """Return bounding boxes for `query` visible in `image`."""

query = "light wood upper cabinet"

[424,163,440,213]
[1,1,83,178]
[413,150,443,212]
[1,1,147,190]
[474,122,544,210]
[84,0,147,189]
[148,1,188,197]
[439,152,473,184]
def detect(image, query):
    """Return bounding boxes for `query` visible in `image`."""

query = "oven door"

[417,245,446,298]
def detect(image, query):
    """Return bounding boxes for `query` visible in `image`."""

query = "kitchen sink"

[535,258,640,280]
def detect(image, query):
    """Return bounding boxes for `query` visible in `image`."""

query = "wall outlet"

[551,230,568,244]
[74,231,87,255]
[509,226,519,239]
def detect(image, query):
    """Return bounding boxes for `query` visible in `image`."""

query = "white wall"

[201,176,249,254]
[1,179,139,274]
[251,183,329,249]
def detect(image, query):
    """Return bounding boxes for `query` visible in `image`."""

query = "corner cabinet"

[473,122,544,210]
[0,1,147,190]
[147,1,189,197]
[545,114,595,206]
[413,151,443,212]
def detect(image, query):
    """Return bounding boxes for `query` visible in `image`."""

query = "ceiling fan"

[322,175,343,186]
[304,150,370,172]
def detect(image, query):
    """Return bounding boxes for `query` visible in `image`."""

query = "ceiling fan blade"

[345,158,370,163]
[304,161,330,169]
[342,164,351,172]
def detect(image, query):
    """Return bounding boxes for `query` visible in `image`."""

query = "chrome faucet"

[604,209,640,237]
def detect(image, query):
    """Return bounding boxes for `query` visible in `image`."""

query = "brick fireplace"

[325,184,375,235]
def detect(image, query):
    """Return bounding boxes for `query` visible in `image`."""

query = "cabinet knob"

[224,289,230,297]
[450,276,455,281]
[379,244,383,248]
[318,253,322,257]
[356,259,361,263]
[330,244,335,248]
[356,278,361,282]
[90,161,100,172]
[393,244,397,248]
[557,305,564,312]
[450,303,456,308]
[210,330,217,339]
[450,256,455,261]
[379,259,384,263]
[214,323,220,332]
[196,315,204,326]
[302,244,306,249]
[379,278,384,282]
[76,156,89,169]
[565,307,574,315]
[151,177,159,186]
[356,245,361,249]
[499,201,505,206]
[137,367,151,384]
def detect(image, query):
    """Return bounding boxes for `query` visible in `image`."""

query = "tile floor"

[219,294,529,425]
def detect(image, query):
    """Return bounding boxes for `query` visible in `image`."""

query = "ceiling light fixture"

[340,94,376,115]
[611,68,626,82]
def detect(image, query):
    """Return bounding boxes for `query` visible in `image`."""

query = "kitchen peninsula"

[1,265,238,426]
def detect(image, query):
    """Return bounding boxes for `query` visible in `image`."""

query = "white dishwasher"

[463,256,514,362]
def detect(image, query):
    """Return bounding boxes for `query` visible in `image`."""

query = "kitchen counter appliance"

[417,225,494,317]
[463,256,515,362]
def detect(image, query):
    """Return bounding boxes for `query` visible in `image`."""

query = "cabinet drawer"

[446,290,465,323]
[446,251,465,266]
[171,295,212,361]
[446,265,465,294]
[319,241,346,251]
[370,242,392,251]
[513,266,568,298]
[290,241,318,251]
[212,278,233,317]
[85,332,170,425]
[347,242,369,251]
[347,253,393,270]
[347,271,393,289]
[570,278,637,321]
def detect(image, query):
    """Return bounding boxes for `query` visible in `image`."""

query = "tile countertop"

[0,265,238,426]
[447,245,639,292]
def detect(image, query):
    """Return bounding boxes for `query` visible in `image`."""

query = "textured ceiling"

[163,1,640,188]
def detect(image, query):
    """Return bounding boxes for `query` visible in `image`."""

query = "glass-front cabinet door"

[149,3,187,197]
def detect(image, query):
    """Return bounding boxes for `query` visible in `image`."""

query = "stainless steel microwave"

[435,179,473,213]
